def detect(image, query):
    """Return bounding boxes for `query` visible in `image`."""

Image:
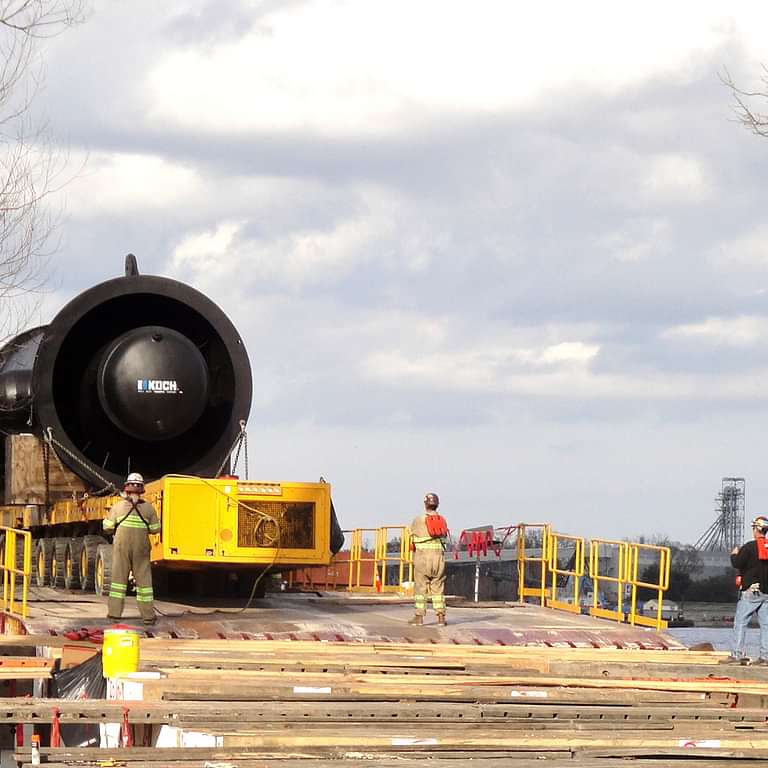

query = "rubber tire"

[95,544,113,597]
[64,538,84,591]
[50,537,69,589]
[34,539,54,588]
[79,535,106,591]
[13,534,28,590]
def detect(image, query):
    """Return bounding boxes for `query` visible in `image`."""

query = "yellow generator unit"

[149,476,333,568]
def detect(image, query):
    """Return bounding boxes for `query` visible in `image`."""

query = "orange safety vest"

[425,514,448,538]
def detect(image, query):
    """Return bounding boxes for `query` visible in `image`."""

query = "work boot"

[436,613,447,626]
[720,655,749,666]
[407,614,424,625]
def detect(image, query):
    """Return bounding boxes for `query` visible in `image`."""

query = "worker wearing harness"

[408,492,448,626]
[103,472,161,624]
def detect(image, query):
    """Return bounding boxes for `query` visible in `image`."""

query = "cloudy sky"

[21,1,768,543]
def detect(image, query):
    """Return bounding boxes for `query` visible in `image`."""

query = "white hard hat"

[124,472,145,487]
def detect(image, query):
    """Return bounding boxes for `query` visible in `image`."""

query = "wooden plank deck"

[2,592,763,764]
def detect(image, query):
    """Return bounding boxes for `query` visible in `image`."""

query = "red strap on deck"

[62,627,104,644]
[121,706,133,747]
[51,707,61,747]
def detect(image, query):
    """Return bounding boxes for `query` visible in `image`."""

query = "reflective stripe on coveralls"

[412,537,444,550]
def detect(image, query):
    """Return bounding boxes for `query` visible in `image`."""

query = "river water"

[669,626,756,656]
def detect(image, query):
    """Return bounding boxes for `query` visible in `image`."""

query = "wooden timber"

[3,433,86,505]
[11,634,768,763]
[18,760,768,768]
[0,657,52,679]
[0,698,763,724]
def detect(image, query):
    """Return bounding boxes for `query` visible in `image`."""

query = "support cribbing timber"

[13,624,768,763]
[9,638,768,763]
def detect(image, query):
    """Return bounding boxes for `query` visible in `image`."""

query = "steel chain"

[217,420,248,477]
[44,436,77,500]
[44,427,117,495]
[232,428,249,478]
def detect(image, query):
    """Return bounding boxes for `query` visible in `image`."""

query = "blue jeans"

[732,590,768,659]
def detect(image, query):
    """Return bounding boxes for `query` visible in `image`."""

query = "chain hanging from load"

[217,419,248,478]
[43,427,117,496]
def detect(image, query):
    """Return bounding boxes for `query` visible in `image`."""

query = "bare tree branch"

[0,1,85,341]
[0,1,84,37]
[722,66,768,139]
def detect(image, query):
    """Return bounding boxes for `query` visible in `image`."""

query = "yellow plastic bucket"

[102,626,140,678]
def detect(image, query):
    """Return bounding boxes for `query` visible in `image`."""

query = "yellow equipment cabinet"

[150,475,333,567]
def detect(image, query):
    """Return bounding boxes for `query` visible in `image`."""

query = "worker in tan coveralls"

[408,492,447,626]
[103,472,161,624]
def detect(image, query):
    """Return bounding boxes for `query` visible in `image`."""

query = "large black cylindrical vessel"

[0,257,252,490]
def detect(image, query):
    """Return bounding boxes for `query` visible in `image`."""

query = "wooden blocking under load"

[4,433,86,504]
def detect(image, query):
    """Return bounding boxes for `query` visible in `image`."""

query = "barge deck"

[2,592,766,766]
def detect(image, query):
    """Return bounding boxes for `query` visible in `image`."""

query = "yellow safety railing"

[0,527,31,618]
[306,523,672,632]
[546,532,585,613]
[375,526,413,593]
[627,543,671,631]
[286,527,413,593]
[347,528,380,590]
[588,539,629,622]
[517,524,550,605]
[343,527,414,593]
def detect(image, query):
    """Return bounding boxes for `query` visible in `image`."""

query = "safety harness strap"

[116,500,150,530]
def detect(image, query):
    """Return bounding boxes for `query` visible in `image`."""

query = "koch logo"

[137,379,181,394]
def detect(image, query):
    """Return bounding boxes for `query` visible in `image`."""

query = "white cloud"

[539,342,599,365]
[65,152,202,214]
[364,339,601,392]
[170,212,388,290]
[167,184,441,292]
[641,154,712,203]
[171,220,243,272]
[662,315,768,347]
[145,0,751,137]
[713,227,768,269]
[599,219,670,263]
[364,344,768,399]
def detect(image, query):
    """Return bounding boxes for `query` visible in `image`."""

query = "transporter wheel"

[64,539,84,591]
[95,544,113,596]
[34,539,54,588]
[14,535,28,590]
[50,538,68,589]
[79,535,105,591]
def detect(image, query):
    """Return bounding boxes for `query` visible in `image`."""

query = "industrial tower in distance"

[694,477,746,552]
